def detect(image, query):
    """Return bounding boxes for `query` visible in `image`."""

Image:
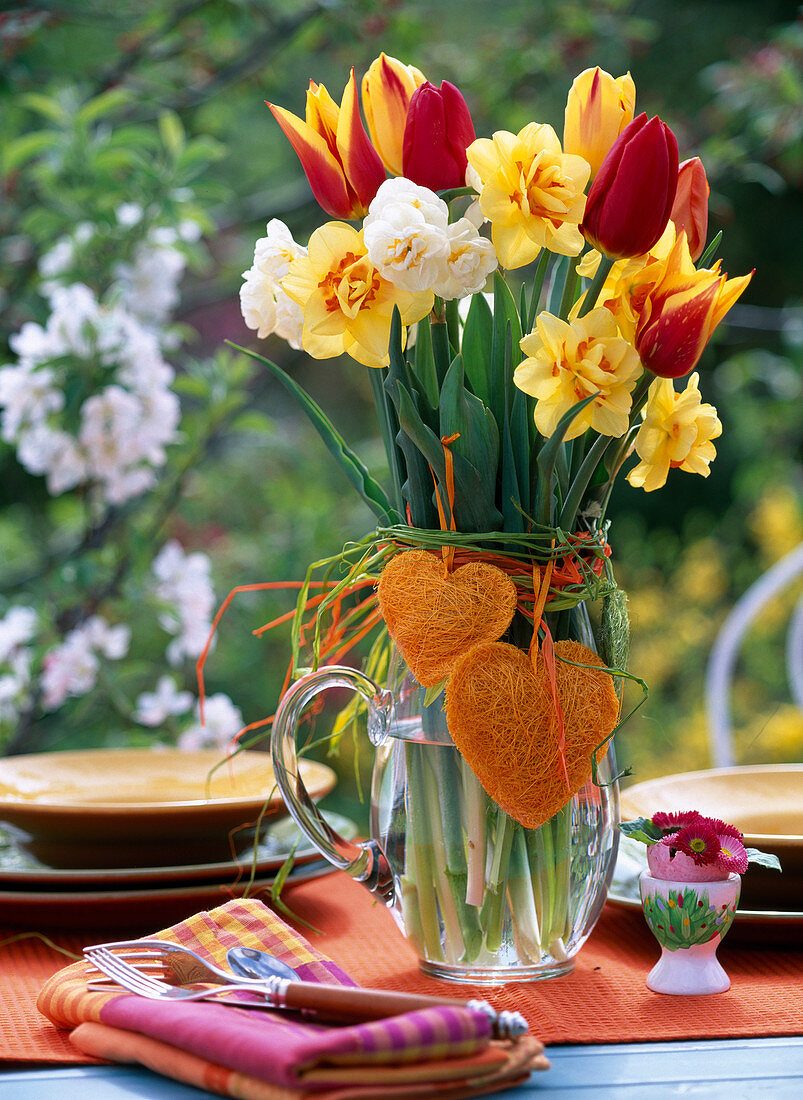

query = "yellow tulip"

[280,221,432,368]
[466,124,590,269]
[564,67,636,180]
[361,53,426,176]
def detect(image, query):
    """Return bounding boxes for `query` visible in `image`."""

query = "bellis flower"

[281,221,433,368]
[667,821,721,865]
[402,80,476,192]
[514,308,642,441]
[627,373,722,492]
[581,113,679,259]
[467,124,590,269]
[361,53,427,176]
[670,157,710,262]
[714,834,749,875]
[563,66,636,180]
[268,71,385,220]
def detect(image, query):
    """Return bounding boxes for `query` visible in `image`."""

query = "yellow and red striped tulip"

[633,234,753,378]
[361,53,426,176]
[670,157,710,262]
[268,70,385,220]
[563,66,636,180]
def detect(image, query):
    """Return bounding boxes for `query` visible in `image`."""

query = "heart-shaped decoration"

[446,638,619,829]
[377,549,517,687]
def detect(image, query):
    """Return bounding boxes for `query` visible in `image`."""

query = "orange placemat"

[1,870,801,1063]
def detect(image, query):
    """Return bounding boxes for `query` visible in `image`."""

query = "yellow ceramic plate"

[0,748,335,870]
[619,764,802,911]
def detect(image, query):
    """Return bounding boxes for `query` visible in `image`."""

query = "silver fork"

[84,939,272,989]
[84,945,283,1003]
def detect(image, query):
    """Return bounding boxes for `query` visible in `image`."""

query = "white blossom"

[134,675,194,727]
[40,615,130,711]
[431,218,498,300]
[364,178,450,292]
[0,607,38,663]
[152,540,216,666]
[177,693,243,752]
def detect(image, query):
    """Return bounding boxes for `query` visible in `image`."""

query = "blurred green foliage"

[1,1,800,824]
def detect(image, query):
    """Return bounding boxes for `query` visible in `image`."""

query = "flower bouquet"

[620,811,780,993]
[230,56,752,981]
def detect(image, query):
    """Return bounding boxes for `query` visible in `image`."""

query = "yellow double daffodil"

[627,373,722,491]
[514,308,642,440]
[466,124,590,269]
[280,221,432,368]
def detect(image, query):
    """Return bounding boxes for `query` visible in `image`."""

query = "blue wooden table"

[3,1038,802,1098]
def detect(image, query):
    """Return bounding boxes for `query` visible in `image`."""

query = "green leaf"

[461,291,494,404]
[227,342,399,525]
[386,312,438,528]
[618,818,663,845]
[546,255,571,316]
[746,848,782,872]
[230,411,274,434]
[490,271,522,426]
[21,93,68,123]
[500,420,524,532]
[697,230,723,268]
[535,391,597,527]
[77,88,133,124]
[409,318,439,412]
[393,381,502,532]
[438,355,499,490]
[159,111,186,157]
[1,131,58,174]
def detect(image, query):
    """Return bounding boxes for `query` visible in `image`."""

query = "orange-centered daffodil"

[627,373,722,491]
[280,221,432,367]
[466,124,590,269]
[514,308,643,440]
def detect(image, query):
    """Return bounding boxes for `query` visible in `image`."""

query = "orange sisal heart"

[377,549,517,687]
[445,638,619,829]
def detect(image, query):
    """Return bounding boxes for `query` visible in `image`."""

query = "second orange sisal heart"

[377,549,518,687]
[445,638,619,829]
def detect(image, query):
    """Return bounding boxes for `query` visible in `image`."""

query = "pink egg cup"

[639,845,740,995]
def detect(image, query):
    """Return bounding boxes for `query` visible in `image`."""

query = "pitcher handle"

[271,665,395,905]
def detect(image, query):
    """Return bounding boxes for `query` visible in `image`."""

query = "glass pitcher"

[271,654,619,984]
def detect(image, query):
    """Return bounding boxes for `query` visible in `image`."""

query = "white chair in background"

[705,541,803,768]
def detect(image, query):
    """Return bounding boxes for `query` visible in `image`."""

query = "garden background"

[1,0,801,828]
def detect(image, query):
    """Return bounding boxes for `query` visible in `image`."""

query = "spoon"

[227,945,299,983]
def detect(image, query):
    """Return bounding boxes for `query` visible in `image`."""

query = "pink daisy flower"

[670,821,722,866]
[701,816,743,841]
[651,810,703,834]
[714,833,749,874]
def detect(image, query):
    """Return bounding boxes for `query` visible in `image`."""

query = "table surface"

[3,1037,803,1098]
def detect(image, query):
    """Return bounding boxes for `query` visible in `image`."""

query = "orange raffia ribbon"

[528,557,570,792]
[196,576,381,752]
[429,433,460,572]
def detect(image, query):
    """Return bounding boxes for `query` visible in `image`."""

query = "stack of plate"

[0,748,347,931]
[610,764,803,946]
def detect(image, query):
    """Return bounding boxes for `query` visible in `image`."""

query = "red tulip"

[581,112,679,259]
[671,157,710,261]
[402,80,476,191]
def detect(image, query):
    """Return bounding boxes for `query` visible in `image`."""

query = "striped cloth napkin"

[37,897,548,1098]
